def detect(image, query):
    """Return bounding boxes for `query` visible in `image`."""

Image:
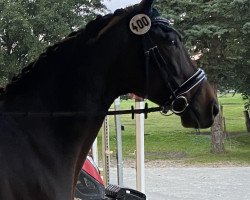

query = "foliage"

[155,0,250,95]
[242,93,250,110]
[0,0,106,86]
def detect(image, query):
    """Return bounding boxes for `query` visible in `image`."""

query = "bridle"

[142,17,206,115]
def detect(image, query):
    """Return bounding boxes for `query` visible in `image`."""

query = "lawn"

[97,93,250,165]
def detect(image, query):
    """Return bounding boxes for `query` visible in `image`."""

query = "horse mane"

[0,11,127,99]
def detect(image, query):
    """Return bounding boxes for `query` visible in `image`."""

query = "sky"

[104,0,141,12]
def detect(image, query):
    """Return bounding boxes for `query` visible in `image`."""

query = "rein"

[0,103,164,119]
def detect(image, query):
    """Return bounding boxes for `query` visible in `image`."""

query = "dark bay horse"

[0,0,218,199]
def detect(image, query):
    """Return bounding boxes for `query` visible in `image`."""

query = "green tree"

[0,0,106,85]
[156,0,249,91]
[156,0,250,153]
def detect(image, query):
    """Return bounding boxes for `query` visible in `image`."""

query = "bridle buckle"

[171,96,189,114]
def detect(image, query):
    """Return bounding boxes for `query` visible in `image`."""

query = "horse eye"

[168,40,177,47]
[171,40,176,46]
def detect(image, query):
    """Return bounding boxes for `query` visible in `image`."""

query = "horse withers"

[0,0,218,199]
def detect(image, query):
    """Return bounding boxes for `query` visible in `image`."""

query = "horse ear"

[139,0,156,13]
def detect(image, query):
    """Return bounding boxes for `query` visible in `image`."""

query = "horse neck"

[0,40,126,170]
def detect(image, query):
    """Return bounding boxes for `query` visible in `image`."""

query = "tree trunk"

[244,110,250,133]
[211,84,225,154]
[211,112,225,153]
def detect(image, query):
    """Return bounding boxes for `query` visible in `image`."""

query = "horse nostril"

[213,102,219,117]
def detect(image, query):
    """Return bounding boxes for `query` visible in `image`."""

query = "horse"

[0,0,218,199]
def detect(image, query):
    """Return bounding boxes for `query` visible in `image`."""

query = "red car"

[75,156,146,200]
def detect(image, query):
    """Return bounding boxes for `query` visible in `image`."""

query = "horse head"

[96,0,218,128]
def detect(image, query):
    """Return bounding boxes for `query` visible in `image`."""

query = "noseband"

[141,17,206,115]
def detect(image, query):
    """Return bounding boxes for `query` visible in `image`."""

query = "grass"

[97,93,250,165]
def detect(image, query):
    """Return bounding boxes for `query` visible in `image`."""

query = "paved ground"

[110,167,250,200]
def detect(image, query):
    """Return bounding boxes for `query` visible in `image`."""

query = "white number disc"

[129,14,151,35]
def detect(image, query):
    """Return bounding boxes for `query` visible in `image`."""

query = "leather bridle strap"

[173,68,206,97]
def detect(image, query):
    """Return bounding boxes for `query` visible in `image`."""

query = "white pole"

[114,97,124,186]
[135,99,145,193]
[91,138,98,166]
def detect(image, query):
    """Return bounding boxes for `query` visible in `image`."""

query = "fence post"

[135,98,145,193]
[102,116,110,186]
[220,105,228,136]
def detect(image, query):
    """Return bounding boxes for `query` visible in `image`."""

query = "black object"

[105,184,147,200]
